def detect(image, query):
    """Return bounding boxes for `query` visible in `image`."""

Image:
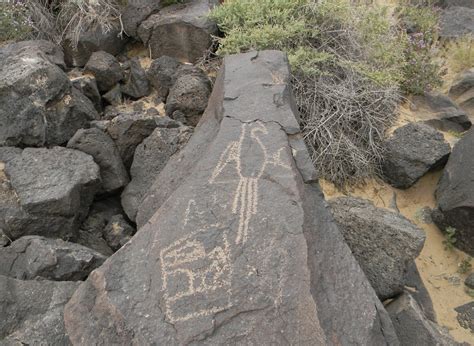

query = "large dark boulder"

[3,147,100,240]
[138,0,219,63]
[455,302,474,333]
[146,55,182,98]
[0,40,66,69]
[166,65,212,126]
[63,25,128,67]
[387,292,458,346]
[434,128,474,256]
[382,123,451,189]
[0,276,79,345]
[121,0,164,39]
[404,262,437,323]
[0,41,99,147]
[70,71,102,112]
[121,125,192,221]
[440,6,474,38]
[420,92,471,132]
[121,58,151,99]
[0,236,106,281]
[64,51,399,345]
[106,112,180,168]
[449,69,474,99]
[84,51,124,93]
[67,128,129,194]
[329,197,425,300]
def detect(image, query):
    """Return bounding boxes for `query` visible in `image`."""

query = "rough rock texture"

[138,0,219,63]
[440,6,474,38]
[0,40,66,69]
[387,293,458,346]
[146,55,182,98]
[70,73,102,112]
[382,123,451,189]
[74,197,124,257]
[166,66,212,126]
[449,69,474,99]
[421,92,471,132]
[0,276,79,345]
[67,128,129,194]
[121,125,192,221]
[437,0,474,8]
[84,51,123,93]
[434,128,474,256]
[465,272,474,289]
[329,197,425,300]
[121,0,164,39]
[455,302,474,333]
[102,84,123,106]
[403,262,436,323]
[0,236,106,281]
[102,214,135,251]
[0,229,9,247]
[4,147,100,240]
[64,51,399,345]
[121,58,151,99]
[106,112,179,168]
[0,41,98,147]
[63,25,128,67]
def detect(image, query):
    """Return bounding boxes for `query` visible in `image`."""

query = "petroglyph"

[210,122,291,244]
[160,227,232,323]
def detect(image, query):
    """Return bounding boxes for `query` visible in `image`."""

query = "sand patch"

[320,172,474,344]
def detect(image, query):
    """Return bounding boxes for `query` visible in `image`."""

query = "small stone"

[103,215,135,251]
[465,272,474,289]
[84,51,123,92]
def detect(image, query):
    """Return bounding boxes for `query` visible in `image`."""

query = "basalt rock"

[3,147,100,240]
[121,125,192,221]
[138,0,219,63]
[329,197,425,300]
[382,123,451,189]
[440,6,474,38]
[0,235,106,281]
[0,276,79,345]
[0,41,98,147]
[146,55,182,98]
[434,128,474,256]
[84,51,123,93]
[102,214,135,251]
[64,51,399,345]
[67,128,129,194]
[121,58,151,99]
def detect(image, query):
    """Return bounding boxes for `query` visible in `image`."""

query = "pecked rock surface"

[64,51,398,345]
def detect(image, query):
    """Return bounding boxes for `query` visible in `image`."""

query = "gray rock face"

[0,275,79,345]
[449,69,474,99]
[404,262,436,323]
[121,58,151,99]
[455,302,474,333]
[0,40,66,70]
[382,123,451,189]
[138,0,219,63]
[0,42,98,147]
[437,0,474,8]
[435,128,474,256]
[102,214,135,251]
[440,6,474,38]
[329,197,425,300]
[166,66,212,126]
[67,128,129,194]
[146,55,182,98]
[63,25,128,67]
[106,112,179,168]
[84,51,124,92]
[103,84,123,106]
[387,293,458,346]
[121,0,164,39]
[4,147,100,240]
[121,125,192,221]
[0,236,106,281]
[70,73,102,112]
[64,51,398,345]
[465,272,474,289]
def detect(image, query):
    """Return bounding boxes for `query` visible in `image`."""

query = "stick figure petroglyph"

[210,122,290,245]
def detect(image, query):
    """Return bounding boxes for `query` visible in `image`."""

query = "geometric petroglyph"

[210,122,291,244]
[160,227,232,323]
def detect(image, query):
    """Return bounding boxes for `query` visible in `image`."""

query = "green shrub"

[210,0,441,187]
[0,2,33,43]
[443,226,457,251]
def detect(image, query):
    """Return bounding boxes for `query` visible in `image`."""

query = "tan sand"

[320,172,473,344]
